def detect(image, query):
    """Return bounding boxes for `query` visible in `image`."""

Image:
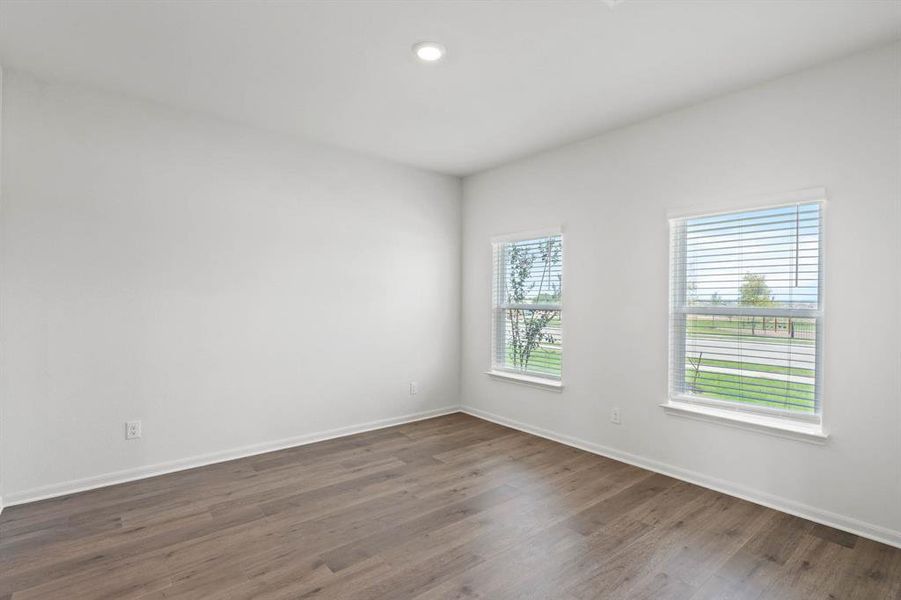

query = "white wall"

[0,65,4,510]
[1,41,898,549]
[0,70,461,502]
[461,43,901,543]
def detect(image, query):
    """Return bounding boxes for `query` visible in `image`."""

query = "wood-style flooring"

[0,412,898,599]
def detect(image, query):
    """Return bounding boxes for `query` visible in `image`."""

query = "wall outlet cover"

[126,420,142,440]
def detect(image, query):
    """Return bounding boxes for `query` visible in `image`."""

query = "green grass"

[688,330,815,347]
[685,368,815,413]
[688,316,815,331]
[694,357,815,378]
[503,345,561,377]
[687,317,815,346]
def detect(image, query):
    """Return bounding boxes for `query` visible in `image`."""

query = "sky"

[680,202,821,308]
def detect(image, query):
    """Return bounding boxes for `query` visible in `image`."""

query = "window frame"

[488,228,564,386]
[667,192,825,425]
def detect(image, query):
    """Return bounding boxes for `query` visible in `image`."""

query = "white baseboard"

[3,406,459,508]
[7,403,898,551]
[461,405,901,550]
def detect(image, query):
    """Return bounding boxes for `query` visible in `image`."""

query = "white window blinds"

[492,233,563,380]
[669,200,823,416]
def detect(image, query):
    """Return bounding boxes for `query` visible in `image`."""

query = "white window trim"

[666,186,826,220]
[485,370,564,391]
[490,227,563,244]
[665,190,827,437]
[661,400,828,444]
[488,228,564,387]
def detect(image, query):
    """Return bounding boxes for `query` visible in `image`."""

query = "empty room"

[0,1,899,598]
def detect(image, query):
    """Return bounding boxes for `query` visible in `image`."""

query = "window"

[491,232,563,383]
[669,198,823,420]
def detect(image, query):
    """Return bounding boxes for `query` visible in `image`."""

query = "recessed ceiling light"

[413,41,446,63]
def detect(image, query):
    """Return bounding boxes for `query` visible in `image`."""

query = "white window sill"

[485,370,563,392]
[660,400,828,444]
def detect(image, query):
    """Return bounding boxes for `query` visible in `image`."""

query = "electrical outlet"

[126,420,142,440]
[610,408,621,425]
[409,382,418,396]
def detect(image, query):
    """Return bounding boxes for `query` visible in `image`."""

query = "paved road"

[686,333,815,370]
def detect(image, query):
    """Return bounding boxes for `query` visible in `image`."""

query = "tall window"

[491,232,563,381]
[669,200,823,418]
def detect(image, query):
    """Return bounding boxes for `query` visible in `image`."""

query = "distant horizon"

[680,202,820,308]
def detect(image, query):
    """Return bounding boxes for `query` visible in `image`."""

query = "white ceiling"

[1,1,899,175]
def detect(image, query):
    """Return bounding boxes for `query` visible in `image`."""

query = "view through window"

[670,201,822,416]
[492,233,563,380]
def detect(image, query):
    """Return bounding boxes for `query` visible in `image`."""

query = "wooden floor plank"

[0,413,897,599]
